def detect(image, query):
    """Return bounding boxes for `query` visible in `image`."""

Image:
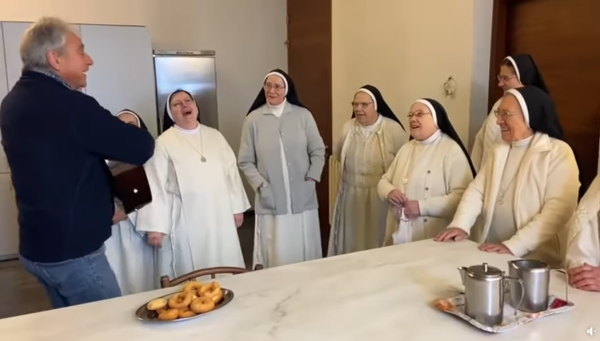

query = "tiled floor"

[0,215,255,320]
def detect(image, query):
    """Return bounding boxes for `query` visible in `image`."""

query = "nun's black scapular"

[247,69,307,114]
[504,54,550,94]
[351,84,405,130]
[416,98,476,176]
[117,109,148,131]
[508,86,564,141]
[162,89,201,132]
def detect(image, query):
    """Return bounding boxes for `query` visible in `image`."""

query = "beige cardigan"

[449,133,579,265]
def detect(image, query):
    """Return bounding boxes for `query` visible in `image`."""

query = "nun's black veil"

[118,109,148,131]
[247,69,307,114]
[504,54,550,94]
[418,99,476,176]
[512,86,564,141]
[511,86,586,196]
[162,89,200,132]
[351,84,405,130]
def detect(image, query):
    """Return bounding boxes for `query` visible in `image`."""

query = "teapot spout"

[457,266,467,286]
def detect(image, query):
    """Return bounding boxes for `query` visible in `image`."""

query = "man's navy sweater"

[0,71,155,263]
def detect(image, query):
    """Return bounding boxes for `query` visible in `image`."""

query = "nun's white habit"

[104,110,156,295]
[328,85,408,256]
[449,87,578,266]
[378,99,475,245]
[136,90,249,280]
[471,54,551,171]
[565,174,600,268]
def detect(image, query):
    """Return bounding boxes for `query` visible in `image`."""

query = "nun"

[328,85,408,256]
[471,54,552,171]
[377,99,475,245]
[104,109,156,295]
[136,89,250,280]
[238,69,326,268]
[564,175,600,291]
[435,86,579,267]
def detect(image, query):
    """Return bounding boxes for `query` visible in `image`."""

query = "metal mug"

[458,262,525,326]
[507,259,569,313]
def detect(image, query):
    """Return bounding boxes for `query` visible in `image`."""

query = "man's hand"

[434,227,468,242]
[568,263,600,292]
[387,189,407,207]
[147,232,165,248]
[112,209,128,224]
[234,213,244,228]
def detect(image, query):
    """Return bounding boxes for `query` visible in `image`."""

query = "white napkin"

[392,207,412,245]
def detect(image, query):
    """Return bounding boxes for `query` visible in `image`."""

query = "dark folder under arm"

[108,161,152,214]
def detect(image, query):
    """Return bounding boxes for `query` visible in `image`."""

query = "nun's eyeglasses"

[494,109,518,118]
[351,101,373,108]
[264,83,285,91]
[497,74,517,82]
[407,111,431,119]
[172,98,194,108]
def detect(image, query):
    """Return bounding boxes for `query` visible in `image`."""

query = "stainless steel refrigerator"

[153,50,219,133]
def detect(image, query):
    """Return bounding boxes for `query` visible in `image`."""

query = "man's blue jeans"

[19,245,122,308]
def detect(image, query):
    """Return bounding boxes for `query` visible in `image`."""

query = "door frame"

[487,0,510,111]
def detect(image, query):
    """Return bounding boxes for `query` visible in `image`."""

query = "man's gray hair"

[20,17,74,72]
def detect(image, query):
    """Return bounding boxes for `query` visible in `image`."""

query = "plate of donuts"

[135,281,234,323]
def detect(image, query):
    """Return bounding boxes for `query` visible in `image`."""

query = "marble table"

[1,239,598,340]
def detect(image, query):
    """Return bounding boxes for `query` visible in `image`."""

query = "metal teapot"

[458,262,524,326]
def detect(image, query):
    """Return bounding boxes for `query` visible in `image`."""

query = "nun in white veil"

[104,109,156,295]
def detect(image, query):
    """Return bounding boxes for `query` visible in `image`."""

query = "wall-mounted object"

[444,76,457,98]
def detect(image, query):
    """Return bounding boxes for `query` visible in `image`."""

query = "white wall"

[332,0,494,147]
[0,0,287,157]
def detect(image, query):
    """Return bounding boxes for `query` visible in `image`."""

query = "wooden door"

[287,0,332,254]
[489,0,600,195]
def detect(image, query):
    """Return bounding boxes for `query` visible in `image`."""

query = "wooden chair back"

[160,264,264,288]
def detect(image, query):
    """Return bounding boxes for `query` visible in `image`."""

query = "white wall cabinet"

[81,25,158,136]
[0,22,157,259]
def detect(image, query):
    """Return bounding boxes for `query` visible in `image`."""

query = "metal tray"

[135,288,234,323]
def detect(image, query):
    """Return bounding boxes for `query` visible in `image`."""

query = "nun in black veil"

[471,53,558,171]
[437,86,579,268]
[238,69,326,268]
[377,99,475,246]
[104,109,156,295]
[328,85,408,256]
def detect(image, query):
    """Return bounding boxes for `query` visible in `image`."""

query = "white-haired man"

[0,17,155,308]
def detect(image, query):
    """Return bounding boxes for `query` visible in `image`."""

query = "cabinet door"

[2,22,81,91]
[81,25,158,136]
[0,24,10,173]
[0,174,18,258]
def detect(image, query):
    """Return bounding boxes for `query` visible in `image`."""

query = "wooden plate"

[135,288,234,323]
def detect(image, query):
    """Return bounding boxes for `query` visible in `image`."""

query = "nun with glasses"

[377,99,475,245]
[564,175,600,292]
[136,89,250,280]
[328,85,408,256]
[238,69,326,269]
[471,54,552,171]
[436,86,579,267]
[104,109,156,295]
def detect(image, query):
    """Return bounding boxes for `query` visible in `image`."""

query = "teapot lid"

[467,262,503,278]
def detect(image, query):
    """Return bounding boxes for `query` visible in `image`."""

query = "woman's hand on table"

[434,227,467,242]
[568,263,600,292]
[147,232,165,247]
[387,189,407,206]
[478,243,513,255]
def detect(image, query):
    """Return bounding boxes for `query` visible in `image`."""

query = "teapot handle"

[505,276,525,316]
